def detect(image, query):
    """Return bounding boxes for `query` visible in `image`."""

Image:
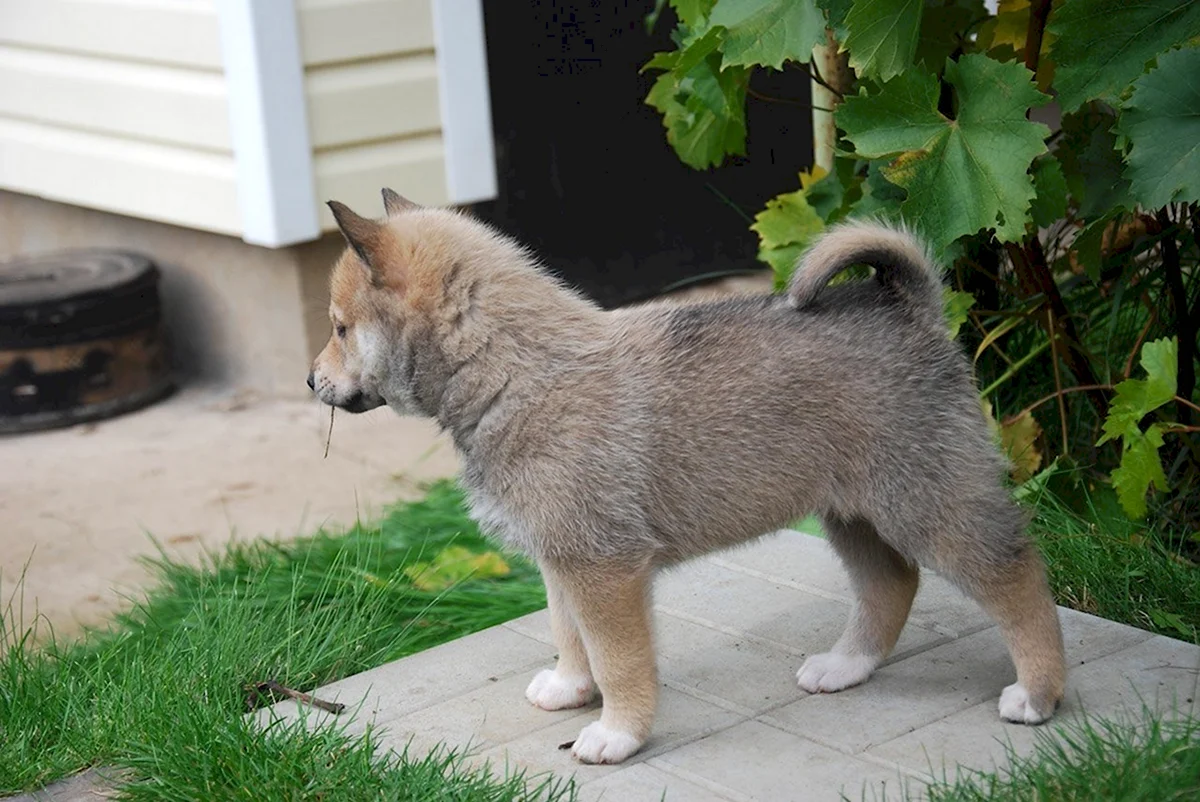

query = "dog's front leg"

[550,560,657,765]
[526,562,597,710]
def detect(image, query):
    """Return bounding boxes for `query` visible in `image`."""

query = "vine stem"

[1023,0,1053,73]
[1016,384,1200,420]
[1048,305,1071,454]
[809,28,852,172]
[1156,210,1196,427]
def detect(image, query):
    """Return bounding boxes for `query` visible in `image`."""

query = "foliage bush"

[643,0,1200,544]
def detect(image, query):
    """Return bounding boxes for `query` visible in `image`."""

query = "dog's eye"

[335,324,347,338]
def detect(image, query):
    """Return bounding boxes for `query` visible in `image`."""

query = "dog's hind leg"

[798,516,920,693]
[941,535,1065,724]
[547,559,657,765]
[526,563,597,711]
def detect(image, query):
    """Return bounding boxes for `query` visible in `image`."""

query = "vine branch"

[1157,211,1196,427]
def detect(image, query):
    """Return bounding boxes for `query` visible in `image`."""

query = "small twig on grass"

[324,405,335,459]
[250,679,345,715]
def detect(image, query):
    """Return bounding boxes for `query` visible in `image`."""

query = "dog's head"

[308,188,435,415]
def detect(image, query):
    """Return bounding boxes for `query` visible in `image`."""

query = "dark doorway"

[473,1,815,308]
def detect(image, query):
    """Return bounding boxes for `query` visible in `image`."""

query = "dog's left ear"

[328,200,385,279]
[381,187,420,216]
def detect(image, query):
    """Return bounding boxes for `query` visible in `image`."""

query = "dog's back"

[613,269,1012,567]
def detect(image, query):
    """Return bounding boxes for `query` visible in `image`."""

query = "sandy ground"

[0,272,771,641]
[0,388,458,639]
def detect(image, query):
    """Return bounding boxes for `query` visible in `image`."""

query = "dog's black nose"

[306,372,315,391]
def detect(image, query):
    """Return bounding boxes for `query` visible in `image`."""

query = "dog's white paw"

[525,670,595,711]
[796,652,876,693]
[998,682,1053,724]
[570,721,643,764]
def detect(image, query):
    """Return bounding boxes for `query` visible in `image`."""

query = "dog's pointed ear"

[381,187,420,216]
[328,200,383,275]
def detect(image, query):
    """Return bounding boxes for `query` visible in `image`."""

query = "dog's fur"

[310,190,1066,765]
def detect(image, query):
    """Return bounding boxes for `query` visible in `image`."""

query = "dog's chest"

[463,484,539,555]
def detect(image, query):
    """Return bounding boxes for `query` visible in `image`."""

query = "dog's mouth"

[337,391,384,414]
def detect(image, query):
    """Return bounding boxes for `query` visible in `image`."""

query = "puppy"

[309,189,1066,765]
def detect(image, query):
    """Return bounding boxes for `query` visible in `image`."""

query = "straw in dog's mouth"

[323,405,335,459]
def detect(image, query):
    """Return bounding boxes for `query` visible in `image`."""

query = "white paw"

[570,721,643,764]
[796,652,876,693]
[998,682,1053,724]
[525,669,595,711]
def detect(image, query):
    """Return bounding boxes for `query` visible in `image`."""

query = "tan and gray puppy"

[309,189,1066,765]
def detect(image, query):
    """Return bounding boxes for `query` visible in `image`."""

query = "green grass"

[1021,473,1200,643]
[0,480,566,800]
[4,475,1198,800]
[913,709,1200,801]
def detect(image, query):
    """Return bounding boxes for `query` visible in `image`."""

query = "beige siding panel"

[0,45,230,152]
[314,134,447,227]
[0,117,239,234]
[0,0,221,70]
[297,0,435,66]
[305,55,440,149]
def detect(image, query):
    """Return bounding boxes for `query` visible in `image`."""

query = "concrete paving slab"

[864,625,1196,780]
[711,533,995,638]
[469,685,746,785]
[762,626,1015,755]
[254,532,1199,801]
[656,558,945,661]
[252,623,555,735]
[577,763,735,802]
[650,720,910,802]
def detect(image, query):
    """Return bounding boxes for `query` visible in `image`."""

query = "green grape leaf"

[843,0,924,81]
[1048,0,1200,112]
[1098,337,1179,445]
[752,170,828,287]
[818,0,854,27]
[1030,154,1068,229]
[803,161,857,220]
[916,0,988,71]
[645,35,751,170]
[943,287,976,340]
[672,0,718,26]
[976,0,1060,88]
[1058,109,1132,219]
[710,0,827,69]
[849,159,907,219]
[837,55,1050,255]
[1117,45,1200,208]
[1110,424,1169,519]
[1071,212,1119,282]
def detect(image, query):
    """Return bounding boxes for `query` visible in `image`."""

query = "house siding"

[0,0,450,242]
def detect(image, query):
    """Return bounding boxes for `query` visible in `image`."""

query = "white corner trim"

[430,0,498,206]
[215,0,320,247]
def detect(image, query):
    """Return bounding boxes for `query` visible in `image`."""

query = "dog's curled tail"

[787,220,942,314]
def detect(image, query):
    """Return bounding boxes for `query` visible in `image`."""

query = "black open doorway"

[472,1,816,308]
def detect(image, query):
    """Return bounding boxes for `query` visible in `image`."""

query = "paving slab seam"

[660,677,762,718]
[756,702,982,762]
[634,718,755,765]
[642,758,757,802]
[654,605,818,659]
[703,552,992,641]
[347,655,558,731]
[502,619,554,646]
[705,555,852,606]
[842,746,934,784]
[749,712,940,782]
